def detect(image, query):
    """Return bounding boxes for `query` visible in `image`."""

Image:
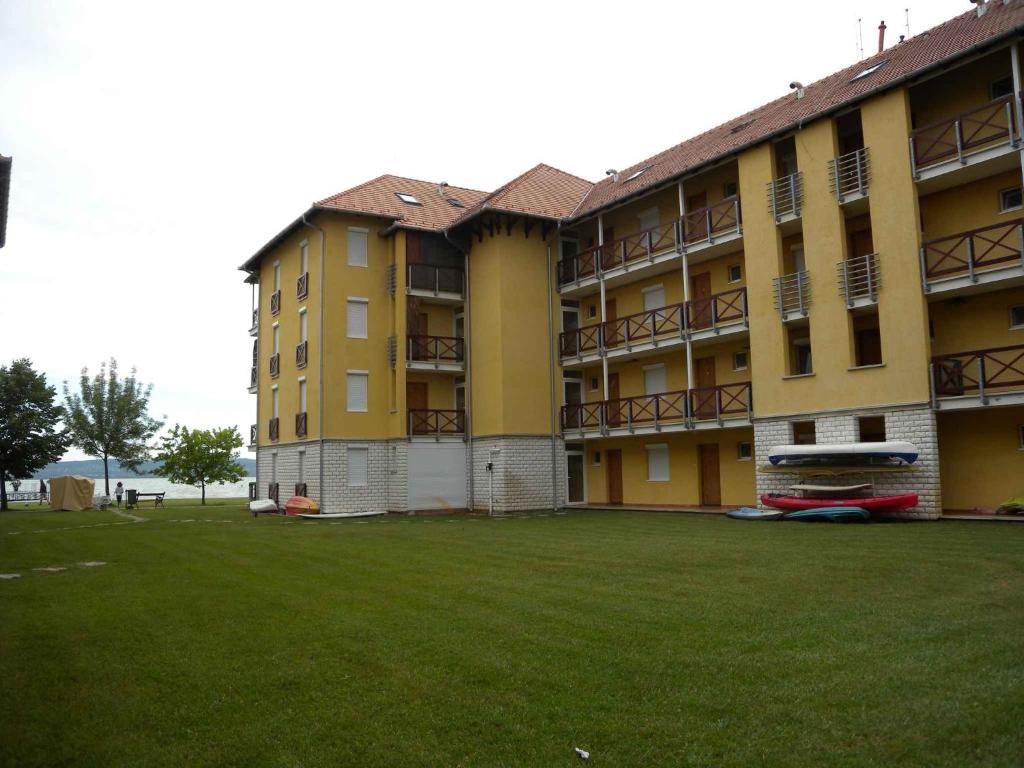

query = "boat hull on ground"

[297,511,385,520]
[249,499,279,515]
[782,507,870,523]
[284,496,320,516]
[726,507,785,521]
[761,493,918,512]
[767,441,919,465]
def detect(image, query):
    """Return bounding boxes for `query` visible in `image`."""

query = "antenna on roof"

[857,18,864,60]
[905,8,910,37]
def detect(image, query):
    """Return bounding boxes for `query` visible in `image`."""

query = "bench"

[126,490,165,508]
[6,492,43,503]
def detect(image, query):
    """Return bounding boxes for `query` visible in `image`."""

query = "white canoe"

[790,483,873,493]
[768,441,918,465]
[249,499,279,514]
[296,511,386,520]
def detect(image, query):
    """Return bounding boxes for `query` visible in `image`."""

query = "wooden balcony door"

[606,449,623,505]
[604,298,619,346]
[698,444,721,506]
[407,382,428,434]
[606,372,621,426]
[686,191,708,241]
[694,357,716,419]
[690,272,713,329]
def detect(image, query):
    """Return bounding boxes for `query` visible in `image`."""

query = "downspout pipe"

[301,214,326,508]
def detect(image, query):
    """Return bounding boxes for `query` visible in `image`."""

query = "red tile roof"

[451,163,594,226]
[572,1,1024,218]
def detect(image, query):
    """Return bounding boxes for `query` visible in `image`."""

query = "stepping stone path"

[32,566,66,573]
[78,561,107,567]
[0,574,20,580]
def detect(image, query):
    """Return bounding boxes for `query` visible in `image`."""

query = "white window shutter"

[347,447,368,486]
[347,373,368,412]
[643,286,665,312]
[347,300,368,338]
[347,230,368,267]
[646,444,669,481]
[643,365,667,396]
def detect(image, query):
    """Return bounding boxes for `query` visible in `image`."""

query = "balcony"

[296,340,308,369]
[684,197,742,253]
[249,308,259,336]
[828,147,870,205]
[561,382,753,438]
[686,287,749,344]
[407,335,465,372]
[249,424,257,449]
[838,253,880,309]
[269,352,280,378]
[920,219,1024,296]
[408,408,465,439]
[269,417,280,442]
[270,289,281,316]
[407,264,465,304]
[774,270,810,321]
[295,411,307,438]
[296,271,309,300]
[931,343,1024,411]
[767,172,803,225]
[248,366,258,394]
[910,96,1019,188]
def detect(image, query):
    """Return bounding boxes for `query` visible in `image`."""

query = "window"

[1000,187,1023,213]
[1011,305,1024,330]
[347,228,368,267]
[991,75,1014,100]
[347,298,368,338]
[737,442,752,461]
[560,239,579,261]
[723,181,738,198]
[643,364,667,396]
[638,207,659,232]
[300,241,309,275]
[733,351,748,371]
[593,451,601,466]
[850,60,887,82]
[588,304,597,319]
[642,284,665,313]
[299,309,308,343]
[730,118,755,135]
[1019,425,1024,450]
[271,386,280,418]
[273,262,281,291]
[792,420,816,445]
[853,314,883,367]
[728,264,742,283]
[347,446,369,486]
[272,323,280,354]
[623,167,648,183]
[590,376,599,392]
[646,444,670,481]
[858,416,886,443]
[346,371,368,412]
[395,192,421,205]
[299,378,307,413]
[446,197,464,208]
[789,335,812,376]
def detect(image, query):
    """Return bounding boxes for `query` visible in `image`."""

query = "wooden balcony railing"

[269,353,280,378]
[767,172,803,221]
[408,409,465,436]
[684,197,741,245]
[270,289,281,316]
[249,424,257,445]
[838,253,880,305]
[252,339,258,366]
[686,287,748,331]
[603,302,686,349]
[561,382,752,431]
[910,95,1016,173]
[559,323,602,358]
[407,264,465,296]
[269,417,280,442]
[249,366,258,389]
[295,411,307,438]
[296,340,308,369]
[920,218,1024,283]
[600,219,682,272]
[296,271,309,300]
[828,147,870,202]
[250,308,259,333]
[407,335,465,363]
[774,270,810,316]
[932,343,1024,402]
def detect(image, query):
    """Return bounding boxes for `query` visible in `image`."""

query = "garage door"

[408,442,467,511]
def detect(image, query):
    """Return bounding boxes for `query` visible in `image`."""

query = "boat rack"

[759,464,919,476]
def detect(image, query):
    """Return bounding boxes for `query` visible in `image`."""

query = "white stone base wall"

[256,442,321,502]
[470,435,564,513]
[321,440,394,515]
[754,406,941,520]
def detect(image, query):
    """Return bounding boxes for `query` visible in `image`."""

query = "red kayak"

[760,493,918,512]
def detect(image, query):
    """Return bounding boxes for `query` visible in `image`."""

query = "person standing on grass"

[38,479,47,505]
[115,481,124,507]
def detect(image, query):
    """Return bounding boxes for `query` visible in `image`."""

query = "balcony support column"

[598,214,609,397]
[1012,42,1024,188]
[678,182,695,391]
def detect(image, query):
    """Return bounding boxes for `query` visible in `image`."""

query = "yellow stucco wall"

[405,371,458,410]
[581,429,755,506]
[909,48,1011,129]
[919,169,1023,240]
[938,406,1024,510]
[930,286,1024,355]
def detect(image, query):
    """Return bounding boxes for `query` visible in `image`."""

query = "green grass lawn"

[1,500,1022,767]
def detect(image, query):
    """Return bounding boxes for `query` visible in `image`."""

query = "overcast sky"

[1,0,969,460]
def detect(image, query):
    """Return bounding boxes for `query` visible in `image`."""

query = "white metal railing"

[767,172,803,221]
[828,148,870,202]
[774,270,810,316]
[838,253,880,305]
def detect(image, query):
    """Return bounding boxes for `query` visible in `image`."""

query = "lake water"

[4,477,255,500]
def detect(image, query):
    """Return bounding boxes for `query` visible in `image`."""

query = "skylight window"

[395,192,421,205]
[622,167,648,183]
[850,60,887,82]
[446,197,464,208]
[730,118,755,134]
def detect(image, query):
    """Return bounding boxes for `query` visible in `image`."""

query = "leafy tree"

[154,425,245,505]
[0,359,69,511]
[63,359,163,496]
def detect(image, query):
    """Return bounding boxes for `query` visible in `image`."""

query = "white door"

[408,443,467,510]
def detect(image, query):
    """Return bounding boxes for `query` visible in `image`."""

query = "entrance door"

[407,382,428,434]
[561,307,579,356]
[604,298,619,347]
[686,191,708,241]
[606,372,621,426]
[693,357,717,419]
[689,272,713,329]
[698,444,721,506]
[566,449,586,504]
[454,382,466,432]
[848,228,874,261]
[606,449,623,504]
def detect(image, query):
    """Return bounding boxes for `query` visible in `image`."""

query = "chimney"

[605,169,620,183]
[973,0,989,17]
[877,20,886,53]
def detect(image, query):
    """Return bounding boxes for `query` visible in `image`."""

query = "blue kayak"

[726,507,784,521]
[781,506,870,523]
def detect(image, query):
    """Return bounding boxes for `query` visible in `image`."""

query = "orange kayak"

[284,496,320,516]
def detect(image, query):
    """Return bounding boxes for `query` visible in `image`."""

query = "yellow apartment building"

[241,1,1024,517]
